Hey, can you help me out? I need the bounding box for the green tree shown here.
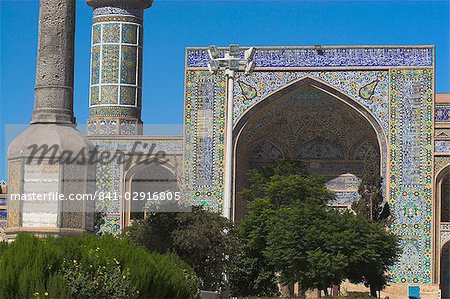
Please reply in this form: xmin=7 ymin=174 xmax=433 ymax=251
xmin=232 ymin=159 xmax=400 ymax=298
xmin=229 ymin=160 xmax=334 ymax=297
xmin=352 ymin=151 xmax=390 ymax=223
xmin=265 ymin=202 xmax=400 ymax=297
xmin=344 ymin=215 xmax=401 ymax=297
xmin=240 ymin=160 xmax=334 ymax=207
xmin=125 ymin=206 xmax=235 ymax=291
xmin=229 ymin=198 xmax=279 ymax=297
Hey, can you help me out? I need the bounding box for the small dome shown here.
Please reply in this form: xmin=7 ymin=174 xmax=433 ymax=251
xmin=8 ymin=124 xmax=96 ymax=163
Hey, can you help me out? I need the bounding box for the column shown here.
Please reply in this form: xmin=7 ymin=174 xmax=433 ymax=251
xmin=86 ymin=0 xmax=153 ymax=135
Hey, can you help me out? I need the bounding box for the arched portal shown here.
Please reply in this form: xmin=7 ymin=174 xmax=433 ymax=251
xmin=233 ymin=77 xmax=386 ymax=221
xmin=123 ymin=161 xmax=180 ymax=227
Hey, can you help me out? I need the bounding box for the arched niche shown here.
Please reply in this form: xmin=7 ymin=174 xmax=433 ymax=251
xmin=232 ymin=77 xmax=386 ymax=221
xmin=123 ymin=161 xmax=180 ymax=227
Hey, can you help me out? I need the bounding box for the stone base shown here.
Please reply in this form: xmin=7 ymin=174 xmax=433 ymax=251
xmin=5 ymin=227 xmax=88 ymax=242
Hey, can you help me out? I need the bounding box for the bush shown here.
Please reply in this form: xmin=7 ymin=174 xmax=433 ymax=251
xmin=0 ymin=233 xmax=199 ymax=298
xmin=0 ymin=241 xmax=8 ymax=258
xmin=0 ymin=234 xmax=62 ymax=298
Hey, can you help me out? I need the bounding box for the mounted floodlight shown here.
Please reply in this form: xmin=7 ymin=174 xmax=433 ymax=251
xmin=244 ymin=47 xmax=256 ymax=62
xmin=228 ymin=59 xmax=240 ymax=71
xmin=208 ymin=45 xmax=219 ymax=60
xmin=244 ymin=61 xmax=256 ymax=75
xmin=207 ymin=60 xmax=219 ymax=74
xmin=229 ymin=44 xmax=240 ymax=57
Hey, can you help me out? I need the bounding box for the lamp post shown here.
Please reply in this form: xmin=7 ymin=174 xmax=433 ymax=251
xmin=207 ymin=45 xmax=256 ymax=219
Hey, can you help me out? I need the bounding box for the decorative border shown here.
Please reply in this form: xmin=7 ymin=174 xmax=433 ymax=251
xmin=186 ymin=46 xmax=433 ymax=69
xmin=435 ymin=141 xmax=450 ymax=153
xmin=184 ymin=70 xmax=226 ymax=211
xmin=388 ymin=68 xmax=434 ymax=283
xmin=435 ymin=104 xmax=450 ymax=123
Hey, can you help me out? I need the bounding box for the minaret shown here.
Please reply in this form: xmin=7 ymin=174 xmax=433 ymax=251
xmin=6 ymin=0 xmax=95 ymax=239
xmin=86 ymin=0 xmax=153 ymax=135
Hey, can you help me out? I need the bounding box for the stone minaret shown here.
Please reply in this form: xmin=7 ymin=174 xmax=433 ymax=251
xmin=86 ymin=0 xmax=153 ymax=136
xmin=6 ymin=0 xmax=95 ymax=240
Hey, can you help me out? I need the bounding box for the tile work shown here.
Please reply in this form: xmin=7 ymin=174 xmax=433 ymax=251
xmin=89 ymin=6 xmax=143 ymax=135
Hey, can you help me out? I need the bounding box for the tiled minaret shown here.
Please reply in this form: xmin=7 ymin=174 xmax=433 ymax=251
xmin=6 ymin=0 xmax=95 ymax=240
xmin=86 ymin=0 xmax=153 ymax=136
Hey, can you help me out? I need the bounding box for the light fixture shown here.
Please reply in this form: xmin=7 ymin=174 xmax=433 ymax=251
xmin=228 ymin=59 xmax=240 ymax=71
xmin=208 ymin=45 xmax=219 ymax=60
xmin=229 ymin=44 xmax=240 ymax=57
xmin=244 ymin=61 xmax=256 ymax=75
xmin=244 ymin=47 xmax=256 ymax=62
xmin=207 ymin=60 xmax=219 ymax=74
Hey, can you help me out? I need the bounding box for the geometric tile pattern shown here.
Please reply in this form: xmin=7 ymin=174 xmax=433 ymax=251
xmin=388 ymin=68 xmax=434 ymax=283
xmin=435 ymin=156 xmax=450 ymax=175
xmin=98 ymin=214 xmax=121 ymax=236
xmin=184 ymin=70 xmax=226 ymax=211
xmin=88 ymin=7 xmax=143 ymax=135
xmin=435 ymin=104 xmax=450 ymax=123
xmin=184 ymin=46 xmax=435 ymax=285
xmin=435 ymin=141 xmax=450 ymax=153
xmin=435 ymin=128 xmax=450 ymax=138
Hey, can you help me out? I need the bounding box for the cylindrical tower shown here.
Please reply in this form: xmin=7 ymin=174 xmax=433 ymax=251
xmin=86 ymin=0 xmax=152 ymax=135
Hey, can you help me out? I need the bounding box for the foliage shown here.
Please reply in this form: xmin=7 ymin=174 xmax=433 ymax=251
xmin=0 ymin=234 xmax=62 ymax=298
xmin=0 ymin=241 xmax=7 ymax=258
xmin=229 ymin=199 xmax=279 ymax=297
xmin=230 ymin=159 xmax=400 ymax=297
xmin=240 ymin=160 xmax=335 ymax=206
xmin=60 ymin=248 xmax=138 ymax=298
xmin=125 ymin=205 xmax=235 ymax=291
xmin=352 ymin=151 xmax=390 ymax=223
xmin=266 ymin=202 xmax=401 ymax=295
xmin=230 ymin=160 xmax=334 ymax=297
xmin=0 ymin=233 xmax=198 ymax=299
xmin=344 ymin=215 xmax=401 ymax=296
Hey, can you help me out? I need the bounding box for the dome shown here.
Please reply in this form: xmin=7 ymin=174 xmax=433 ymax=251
xmin=8 ymin=124 xmax=96 ymax=163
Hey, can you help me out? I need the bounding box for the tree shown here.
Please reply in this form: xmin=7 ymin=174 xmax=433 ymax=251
xmin=344 ymin=215 xmax=401 ymax=297
xmin=229 ymin=198 xmax=279 ymax=297
xmin=352 ymin=151 xmax=390 ymax=223
xmin=265 ymin=202 xmax=401 ymax=298
xmin=229 ymin=160 xmax=334 ymax=297
xmin=232 ymin=159 xmax=400 ymax=298
xmin=125 ymin=206 xmax=235 ymax=291
xmin=240 ymin=160 xmax=335 ymax=207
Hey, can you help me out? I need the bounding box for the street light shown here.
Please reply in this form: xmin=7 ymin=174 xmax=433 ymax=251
xmin=207 ymin=44 xmax=257 ymax=220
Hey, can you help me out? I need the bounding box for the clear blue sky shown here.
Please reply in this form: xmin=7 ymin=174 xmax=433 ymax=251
xmin=1 ymin=0 xmax=449 ymax=180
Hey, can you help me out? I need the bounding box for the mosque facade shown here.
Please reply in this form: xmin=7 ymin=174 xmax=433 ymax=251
xmin=3 ymin=0 xmax=450 ymax=297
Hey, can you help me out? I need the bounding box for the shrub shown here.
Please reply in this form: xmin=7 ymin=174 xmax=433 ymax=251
xmin=0 ymin=241 xmax=7 ymax=258
xmin=0 ymin=234 xmax=62 ymax=298
xmin=0 ymin=233 xmax=199 ymax=298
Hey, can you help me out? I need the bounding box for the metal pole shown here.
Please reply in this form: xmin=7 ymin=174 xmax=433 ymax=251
xmin=223 ymin=69 xmax=234 ymax=219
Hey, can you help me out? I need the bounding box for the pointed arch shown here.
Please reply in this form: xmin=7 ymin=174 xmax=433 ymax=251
xmin=232 ymin=76 xmax=388 ymax=221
